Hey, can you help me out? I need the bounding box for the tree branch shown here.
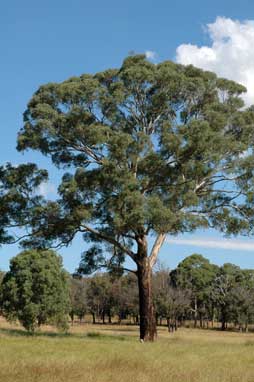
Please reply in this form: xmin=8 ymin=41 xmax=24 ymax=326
xmin=149 ymin=233 xmax=166 ymax=268
xmin=99 ymin=264 xmax=137 ymax=275
xmin=80 ymin=224 xmax=136 ymax=261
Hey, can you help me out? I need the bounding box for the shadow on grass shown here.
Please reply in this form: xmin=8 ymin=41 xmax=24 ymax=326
xmin=0 ymin=327 xmax=71 ymax=338
xmin=86 ymin=331 xmax=126 ymax=341
xmin=0 ymin=327 xmax=129 ymax=342
xmin=93 ymin=326 xmax=138 ymax=333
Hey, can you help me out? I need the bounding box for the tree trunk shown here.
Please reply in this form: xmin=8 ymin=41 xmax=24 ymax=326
xmin=221 ymin=306 xmax=226 ymax=331
xmin=70 ymin=312 xmax=74 ymax=326
xmin=134 ymin=233 xmax=165 ymax=341
xmin=211 ymin=306 xmax=215 ymax=328
xmin=221 ymin=319 xmax=226 ymax=331
xmin=137 ymin=258 xmax=157 ymax=341
xmin=194 ymin=296 xmax=198 ymax=328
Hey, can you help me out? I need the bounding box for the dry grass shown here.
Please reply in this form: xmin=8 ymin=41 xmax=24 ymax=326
xmin=1 ymin=318 xmax=254 ymax=382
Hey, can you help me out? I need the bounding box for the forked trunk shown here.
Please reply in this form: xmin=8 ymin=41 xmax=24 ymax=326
xmin=137 ymin=258 xmax=157 ymax=341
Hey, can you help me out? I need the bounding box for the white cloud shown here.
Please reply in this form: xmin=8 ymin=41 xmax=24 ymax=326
xmin=38 ymin=182 xmax=56 ymax=197
xmin=176 ymin=17 xmax=254 ymax=105
xmin=145 ymin=50 xmax=157 ymax=61
xmin=167 ymin=237 xmax=254 ymax=252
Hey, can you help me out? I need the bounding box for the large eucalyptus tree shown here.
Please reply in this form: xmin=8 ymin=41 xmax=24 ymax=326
xmin=17 ymin=55 xmax=254 ymax=340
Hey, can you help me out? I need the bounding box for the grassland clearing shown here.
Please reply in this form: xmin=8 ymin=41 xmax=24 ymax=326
xmin=1 ymin=318 xmax=254 ymax=382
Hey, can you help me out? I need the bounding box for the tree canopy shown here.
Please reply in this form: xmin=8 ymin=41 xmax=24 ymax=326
xmin=17 ymin=55 xmax=254 ymax=252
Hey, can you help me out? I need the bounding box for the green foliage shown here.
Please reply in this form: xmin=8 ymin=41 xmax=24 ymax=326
xmin=0 ymin=163 xmax=48 ymax=245
xmin=69 ymin=277 xmax=87 ymax=322
xmin=0 ymin=249 xmax=70 ymax=332
xmin=169 ymin=255 xmax=254 ymax=330
xmin=171 ymin=254 xmax=218 ymax=295
xmin=210 ymin=264 xmax=254 ymax=329
xmin=77 ymin=246 xmax=105 ymax=274
xmin=0 ymin=270 xmax=4 ymax=284
xmin=85 ymin=273 xmax=138 ymax=323
xmin=170 ymin=254 xmax=219 ymax=325
xmin=86 ymin=274 xmax=116 ymax=323
xmin=16 ymin=55 xmax=254 ymax=271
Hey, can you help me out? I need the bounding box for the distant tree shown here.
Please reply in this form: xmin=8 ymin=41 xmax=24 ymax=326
xmin=113 ymin=273 xmax=139 ymax=324
xmin=166 ymin=287 xmax=191 ymax=331
xmin=170 ymin=254 xmax=218 ymax=327
xmin=230 ymin=283 xmax=254 ymax=331
xmin=69 ymin=277 xmax=87 ymax=324
xmin=211 ymin=263 xmax=242 ymax=330
xmin=153 ymin=269 xmax=171 ymax=324
xmin=17 ymin=55 xmax=254 ymax=340
xmin=85 ymin=274 xmax=115 ymax=324
xmin=234 ymin=269 xmax=254 ymax=331
xmin=211 ymin=264 xmax=254 ymax=331
xmin=153 ymin=270 xmax=191 ymax=329
xmin=0 ymin=250 xmax=70 ymax=332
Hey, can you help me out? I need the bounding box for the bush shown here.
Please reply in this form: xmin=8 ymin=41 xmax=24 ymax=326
xmin=0 ymin=249 xmax=70 ymax=332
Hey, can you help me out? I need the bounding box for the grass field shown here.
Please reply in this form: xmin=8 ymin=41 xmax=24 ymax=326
xmin=1 ymin=318 xmax=254 ymax=382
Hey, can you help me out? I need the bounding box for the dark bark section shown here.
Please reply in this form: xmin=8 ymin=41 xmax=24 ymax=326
xmin=137 ymin=257 xmax=157 ymax=341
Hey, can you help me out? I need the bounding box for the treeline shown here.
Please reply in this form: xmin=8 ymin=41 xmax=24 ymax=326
xmin=1 ymin=252 xmax=254 ymax=332
xmin=69 ymin=254 xmax=254 ymax=332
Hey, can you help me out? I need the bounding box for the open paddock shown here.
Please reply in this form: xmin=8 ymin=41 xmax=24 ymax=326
xmin=1 ymin=318 xmax=254 ymax=382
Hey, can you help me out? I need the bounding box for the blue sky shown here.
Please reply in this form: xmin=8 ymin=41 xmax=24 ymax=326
xmin=1 ymin=0 xmax=254 ymax=272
